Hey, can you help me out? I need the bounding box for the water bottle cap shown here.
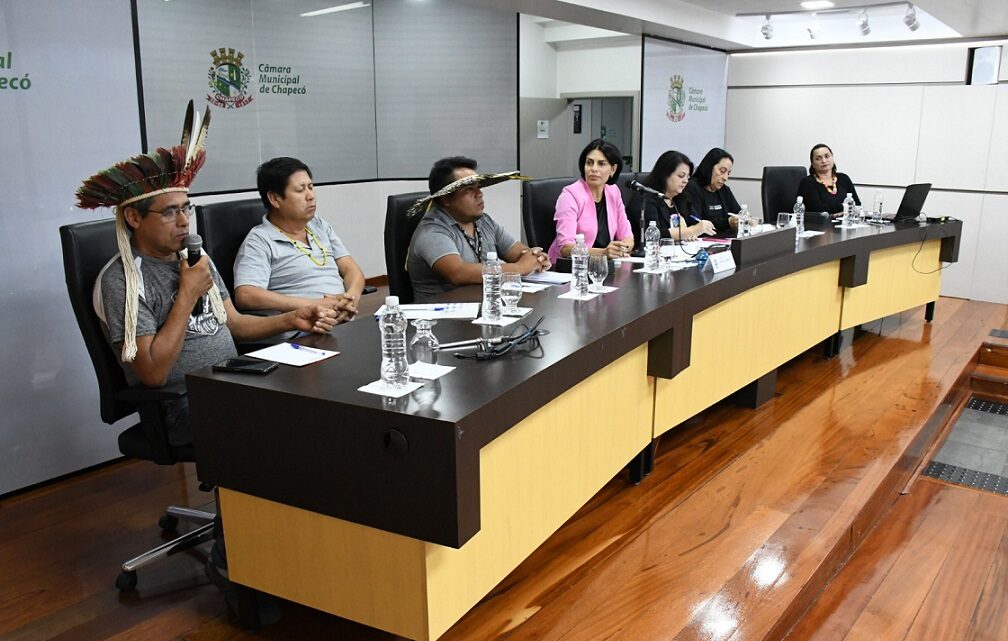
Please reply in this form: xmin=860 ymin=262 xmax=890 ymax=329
xmin=486 ymin=251 xmax=498 ymax=260
xmin=649 ymin=220 xmax=657 ymax=226
xmin=575 ymin=233 xmax=585 ymax=242
xmin=385 ymin=295 xmax=399 ymax=307
xmin=796 ymin=196 xmax=803 ymax=203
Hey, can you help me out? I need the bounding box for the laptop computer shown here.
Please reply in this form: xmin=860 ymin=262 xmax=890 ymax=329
xmin=888 ymin=183 xmax=932 ymax=221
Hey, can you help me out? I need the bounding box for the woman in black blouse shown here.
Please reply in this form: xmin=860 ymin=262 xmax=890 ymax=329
xmin=796 ymin=143 xmax=861 ymax=214
xmin=633 ymin=150 xmax=715 ymax=240
xmin=682 ymin=147 xmax=741 ymax=234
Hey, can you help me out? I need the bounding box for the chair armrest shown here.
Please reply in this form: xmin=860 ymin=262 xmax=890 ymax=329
xmin=115 ymin=382 xmax=187 ymax=405
xmin=363 ymin=285 xmax=378 ymax=295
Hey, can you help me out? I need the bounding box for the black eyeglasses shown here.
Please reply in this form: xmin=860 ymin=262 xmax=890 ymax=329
xmin=148 ymin=202 xmax=193 ymax=220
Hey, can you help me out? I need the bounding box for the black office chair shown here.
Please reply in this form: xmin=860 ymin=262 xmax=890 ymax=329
xmin=616 ymin=171 xmax=642 ymax=250
xmin=194 ymin=198 xmax=266 ymax=297
xmin=520 ymin=176 xmax=575 ymax=251
xmin=60 ymin=219 xmax=216 ymax=592
xmin=383 ymin=191 xmax=428 ymax=304
xmin=761 ymin=166 xmax=806 ymax=221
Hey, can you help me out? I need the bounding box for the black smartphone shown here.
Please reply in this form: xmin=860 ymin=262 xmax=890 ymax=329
xmin=212 ymin=357 xmax=279 ymax=374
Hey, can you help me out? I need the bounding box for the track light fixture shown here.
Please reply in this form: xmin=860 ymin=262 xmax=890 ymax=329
xmin=741 ymin=2 xmax=926 ymax=40
xmin=903 ymin=3 xmax=920 ymax=31
xmin=761 ymin=14 xmax=774 ymax=40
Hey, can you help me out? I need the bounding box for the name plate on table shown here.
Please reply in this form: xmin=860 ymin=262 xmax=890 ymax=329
xmin=730 ymin=226 xmax=797 ymax=268
xmin=706 ymin=250 xmax=736 ymax=273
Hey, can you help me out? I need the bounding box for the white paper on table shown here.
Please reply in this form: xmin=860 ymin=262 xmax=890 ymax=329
xmin=245 ymin=342 xmax=338 ymax=366
xmin=374 ymin=302 xmax=480 ymax=320
xmin=834 ymin=223 xmax=869 ymax=230
xmin=634 ymin=267 xmax=666 ymax=275
xmin=557 ymin=290 xmax=600 ymax=301
xmin=798 ymin=230 xmax=825 ymax=238
xmin=615 ymin=256 xmax=646 ymax=264
xmin=524 ymin=271 xmax=573 ymax=284
xmin=407 ymin=362 xmax=455 ymax=380
xmin=590 ymin=285 xmax=618 ymax=294
xmin=521 ymin=282 xmax=551 ymax=292
xmin=501 ymin=306 xmax=533 ymax=317
xmin=472 ymin=315 xmax=521 ymax=326
xmin=357 ymin=380 xmax=423 ymax=397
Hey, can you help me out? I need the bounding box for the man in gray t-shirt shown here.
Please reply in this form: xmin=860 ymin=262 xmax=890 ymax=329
xmin=407 ymin=156 xmax=551 ymax=302
xmin=233 ymin=157 xmax=365 ymax=323
xmin=94 ymin=191 xmax=339 ymax=446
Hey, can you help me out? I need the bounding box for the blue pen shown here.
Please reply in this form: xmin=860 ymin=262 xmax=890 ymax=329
xmin=289 ymin=343 xmax=325 ymax=355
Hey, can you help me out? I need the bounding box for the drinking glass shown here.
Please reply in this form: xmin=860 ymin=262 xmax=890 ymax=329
xmin=873 ymin=191 xmax=884 ymax=223
xmin=749 ymin=215 xmax=764 ymax=234
xmin=777 ymin=213 xmax=793 ymax=228
xmin=853 ymin=205 xmax=864 ymax=223
xmin=659 ymin=238 xmax=675 ymax=272
xmin=500 ymin=272 xmax=523 ymax=314
xmin=588 ymin=254 xmax=609 ymax=292
xmin=409 ymin=319 xmax=439 ymax=364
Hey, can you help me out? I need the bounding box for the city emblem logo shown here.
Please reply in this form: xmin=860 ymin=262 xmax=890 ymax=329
xmin=207 ymin=47 xmax=253 ymax=109
xmin=666 ymin=74 xmax=686 ymax=122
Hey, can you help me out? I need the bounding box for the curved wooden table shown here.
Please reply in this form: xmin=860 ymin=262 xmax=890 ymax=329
xmin=188 ymin=217 xmax=961 ymax=640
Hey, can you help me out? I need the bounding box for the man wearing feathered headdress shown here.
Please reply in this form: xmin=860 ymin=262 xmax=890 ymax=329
xmin=406 ymin=156 xmax=551 ymax=301
xmin=77 ymin=101 xmax=337 ymax=446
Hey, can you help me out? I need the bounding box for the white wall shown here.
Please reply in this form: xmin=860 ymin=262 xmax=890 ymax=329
xmin=193 ymin=181 xmax=523 ymax=280
xmin=726 ymin=41 xmax=1008 ymax=304
xmin=556 ymin=42 xmax=641 ymax=96
xmin=519 ymin=14 xmax=559 ymax=98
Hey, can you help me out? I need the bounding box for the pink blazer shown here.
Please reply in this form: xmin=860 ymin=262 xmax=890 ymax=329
xmin=548 ymin=179 xmax=633 ymax=263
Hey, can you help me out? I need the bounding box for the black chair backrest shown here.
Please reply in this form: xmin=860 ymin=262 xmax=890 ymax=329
xmin=761 ymin=166 xmax=807 ymax=220
xmin=616 ymin=171 xmax=642 ymax=248
xmin=384 ymin=191 xmax=428 ymax=304
xmin=60 ymin=220 xmax=134 ymax=426
xmin=521 ymin=177 xmax=576 ymax=251
xmin=194 ymin=198 xmax=266 ymax=295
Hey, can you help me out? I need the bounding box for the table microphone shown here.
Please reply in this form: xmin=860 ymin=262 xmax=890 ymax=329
xmin=626 ymin=179 xmax=664 ymax=199
xmin=184 ymin=234 xmax=205 ymax=315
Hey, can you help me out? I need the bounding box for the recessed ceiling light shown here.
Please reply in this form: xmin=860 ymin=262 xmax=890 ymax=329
xmin=300 ymin=2 xmax=370 ymax=17
xmin=801 ymin=1 xmax=834 ymax=9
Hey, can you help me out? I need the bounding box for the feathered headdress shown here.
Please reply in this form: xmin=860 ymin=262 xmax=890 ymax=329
xmin=406 ymin=170 xmax=528 ymax=217
xmin=76 ymin=100 xmax=227 ymax=363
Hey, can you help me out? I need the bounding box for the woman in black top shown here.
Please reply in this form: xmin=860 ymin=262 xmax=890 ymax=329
xmin=632 ymin=150 xmax=715 ymax=240
xmin=682 ymin=147 xmax=741 ymax=234
xmin=796 ymin=143 xmax=861 ymax=214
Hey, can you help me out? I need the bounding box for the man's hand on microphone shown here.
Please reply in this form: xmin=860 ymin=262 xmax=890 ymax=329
xmin=177 ymin=255 xmax=213 ymax=307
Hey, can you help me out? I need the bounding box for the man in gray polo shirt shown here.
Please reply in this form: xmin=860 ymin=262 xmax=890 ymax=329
xmin=408 ymin=156 xmax=550 ymax=301
xmin=234 ymin=157 xmax=365 ymax=323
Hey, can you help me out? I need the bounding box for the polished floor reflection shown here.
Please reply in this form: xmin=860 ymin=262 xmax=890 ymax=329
xmin=1 ymin=297 xmax=1006 ymax=641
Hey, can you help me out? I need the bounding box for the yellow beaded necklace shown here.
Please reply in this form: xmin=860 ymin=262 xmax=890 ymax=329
xmin=272 ymin=222 xmax=328 ymax=267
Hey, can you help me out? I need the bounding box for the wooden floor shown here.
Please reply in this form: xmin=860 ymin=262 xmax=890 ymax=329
xmin=2 ymin=297 xmax=1007 ymax=641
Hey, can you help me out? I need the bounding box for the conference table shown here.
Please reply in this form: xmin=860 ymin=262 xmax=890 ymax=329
xmin=188 ymin=215 xmax=961 ymax=641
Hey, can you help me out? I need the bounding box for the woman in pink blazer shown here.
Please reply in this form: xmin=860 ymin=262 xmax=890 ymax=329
xmin=547 ymin=139 xmax=635 ymax=263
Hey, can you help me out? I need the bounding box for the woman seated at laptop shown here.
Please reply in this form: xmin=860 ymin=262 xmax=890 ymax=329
xmin=547 ymin=139 xmax=635 ymax=262
xmin=796 ymin=143 xmax=861 ymax=214
xmin=632 ymin=150 xmax=715 ymax=241
xmin=682 ymin=147 xmax=741 ymax=235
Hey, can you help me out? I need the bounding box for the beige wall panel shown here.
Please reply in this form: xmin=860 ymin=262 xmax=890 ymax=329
xmin=915 ymin=85 xmax=998 ymax=191
xmin=654 ymin=262 xmax=843 ymax=436
xmin=840 ymin=241 xmax=942 ymax=330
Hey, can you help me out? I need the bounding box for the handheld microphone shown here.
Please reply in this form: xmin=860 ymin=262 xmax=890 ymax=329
xmin=184 ymin=234 xmax=205 ymax=315
xmin=626 ymin=179 xmax=665 ymax=199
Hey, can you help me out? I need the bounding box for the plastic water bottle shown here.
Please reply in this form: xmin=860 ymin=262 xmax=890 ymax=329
xmin=793 ymin=195 xmax=805 ymax=236
xmin=481 ymin=251 xmax=502 ymax=321
xmin=644 ymin=221 xmax=660 ymax=271
xmin=843 ymin=193 xmax=855 ymax=225
xmin=379 ymin=295 xmax=409 ymax=389
xmin=737 ymin=204 xmax=750 ymax=237
xmin=571 ymin=233 xmax=589 ymax=297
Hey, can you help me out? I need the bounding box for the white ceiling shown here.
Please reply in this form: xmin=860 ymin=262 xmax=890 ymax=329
xmin=467 ymin=0 xmax=1008 ymax=50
